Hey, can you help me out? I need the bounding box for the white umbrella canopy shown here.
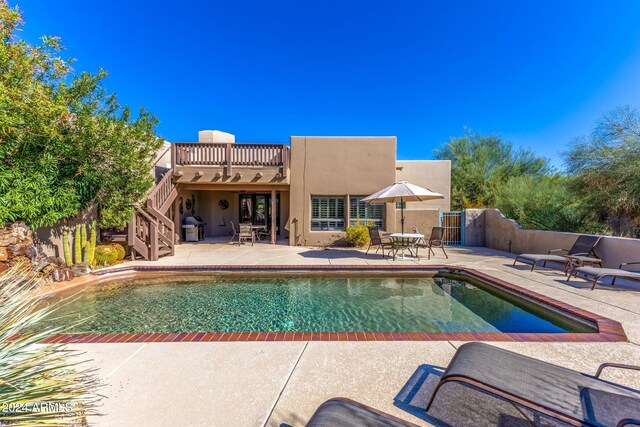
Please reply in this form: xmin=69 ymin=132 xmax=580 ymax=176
xmin=361 ymin=181 xmax=444 ymax=235
xmin=361 ymin=181 xmax=444 ymax=204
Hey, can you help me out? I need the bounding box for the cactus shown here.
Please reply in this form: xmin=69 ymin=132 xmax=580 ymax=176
xmin=62 ymin=231 xmax=73 ymax=266
xmin=80 ymin=223 xmax=87 ymax=248
xmin=82 ymin=245 xmax=89 ymax=266
xmin=94 ymin=245 xmax=119 ymax=266
xmin=85 ymin=220 xmax=97 ymax=265
xmin=74 ymin=224 xmax=82 ymax=264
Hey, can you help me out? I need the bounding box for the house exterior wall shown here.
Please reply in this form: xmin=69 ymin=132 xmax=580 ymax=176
xmin=288 ymin=136 xmax=398 ymax=246
xmin=394 ymin=210 xmax=440 ymax=236
xmin=198 ymin=191 xmax=239 ymax=238
xmin=395 ymin=160 xmax=451 ymax=211
xmin=393 ymin=160 xmax=451 ymax=235
xmin=154 ymin=142 xmax=172 ymax=180
xmin=174 ymin=187 xmax=290 ymax=241
xmin=36 ymin=134 xmax=451 ymax=257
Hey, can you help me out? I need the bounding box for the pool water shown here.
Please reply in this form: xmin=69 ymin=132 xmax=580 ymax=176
xmin=37 ymin=275 xmax=594 ymax=334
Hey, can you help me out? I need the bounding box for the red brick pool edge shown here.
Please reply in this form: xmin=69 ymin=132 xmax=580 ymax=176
xmin=41 ymin=265 xmax=628 ymax=344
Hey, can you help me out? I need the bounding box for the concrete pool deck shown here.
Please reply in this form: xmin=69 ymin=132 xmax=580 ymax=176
xmin=65 ymin=243 xmax=640 ymax=426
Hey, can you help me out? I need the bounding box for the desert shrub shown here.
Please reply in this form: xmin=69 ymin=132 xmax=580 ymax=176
xmin=434 ymin=130 xmax=551 ymax=209
xmin=346 ymin=222 xmax=371 ymax=247
xmin=0 ymin=263 xmax=100 ymax=424
xmin=0 ymin=3 xmax=163 ymax=230
xmin=566 ymin=106 xmax=640 ymax=237
xmin=494 ymin=175 xmax=600 ymax=233
xmin=110 ymin=243 xmax=126 ymax=260
xmin=93 ymin=245 xmax=120 ymax=266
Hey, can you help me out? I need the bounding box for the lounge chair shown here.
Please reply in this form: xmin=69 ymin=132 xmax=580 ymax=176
xmin=427 ymin=342 xmax=640 ymax=426
xmin=306 ymin=398 xmax=420 ymax=427
xmin=366 ymin=226 xmax=394 ymax=258
xmin=568 ymin=262 xmax=640 ymax=290
xmin=238 ymin=223 xmax=255 ymax=246
xmin=513 ymin=235 xmax=601 ymax=272
xmin=413 ymin=227 xmax=448 ymax=260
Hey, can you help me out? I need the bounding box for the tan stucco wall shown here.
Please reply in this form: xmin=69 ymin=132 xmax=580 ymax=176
xmin=35 ymin=205 xmax=98 ymax=258
xmin=394 ymin=210 xmax=440 ymax=236
xmin=464 ymin=208 xmax=486 ymax=247
xmin=288 ymin=136 xmax=397 ymax=246
xmin=154 ymin=142 xmax=172 ymax=179
xmin=395 ymin=160 xmax=451 ymax=211
xmin=198 ymin=191 xmax=239 ymax=238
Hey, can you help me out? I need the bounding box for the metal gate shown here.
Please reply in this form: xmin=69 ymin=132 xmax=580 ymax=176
xmin=440 ymin=211 xmax=465 ymax=246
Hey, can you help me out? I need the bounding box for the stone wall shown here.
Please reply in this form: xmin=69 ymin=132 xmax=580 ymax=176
xmin=0 ymin=222 xmax=67 ymax=278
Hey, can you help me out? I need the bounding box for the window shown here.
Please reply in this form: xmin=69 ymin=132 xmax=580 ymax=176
xmin=311 ymin=197 xmax=345 ymax=230
xmin=395 ymin=201 xmax=406 ymax=209
xmin=350 ymin=196 xmax=384 ymax=227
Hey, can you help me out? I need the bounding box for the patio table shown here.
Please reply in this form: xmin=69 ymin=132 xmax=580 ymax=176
xmin=388 ymin=233 xmax=424 ymax=260
xmin=251 ymin=225 xmax=267 ymax=242
xmin=565 ymin=255 xmax=603 ymax=276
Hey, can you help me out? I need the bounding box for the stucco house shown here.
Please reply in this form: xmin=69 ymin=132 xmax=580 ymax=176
xmin=127 ymin=130 xmax=451 ymax=259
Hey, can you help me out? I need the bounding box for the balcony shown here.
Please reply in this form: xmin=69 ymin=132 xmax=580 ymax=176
xmin=171 ymin=142 xmax=290 ymax=185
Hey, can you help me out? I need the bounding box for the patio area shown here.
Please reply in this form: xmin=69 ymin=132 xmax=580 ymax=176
xmin=76 ymin=244 xmax=640 ymax=426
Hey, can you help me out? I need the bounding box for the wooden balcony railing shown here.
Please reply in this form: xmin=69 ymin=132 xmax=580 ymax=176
xmin=171 ymin=142 xmax=289 ymax=176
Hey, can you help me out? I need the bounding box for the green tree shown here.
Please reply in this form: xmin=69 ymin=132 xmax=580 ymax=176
xmin=565 ymin=106 xmax=640 ymax=237
xmin=0 ymin=1 xmax=164 ymax=229
xmin=434 ymin=130 xmax=551 ymax=209
xmin=493 ymin=175 xmax=599 ymax=233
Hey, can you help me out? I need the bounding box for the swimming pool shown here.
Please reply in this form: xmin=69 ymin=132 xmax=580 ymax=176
xmin=38 ymin=273 xmax=595 ymax=334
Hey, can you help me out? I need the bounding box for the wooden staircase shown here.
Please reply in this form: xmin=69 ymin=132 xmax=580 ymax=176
xmin=127 ymin=170 xmax=179 ymax=261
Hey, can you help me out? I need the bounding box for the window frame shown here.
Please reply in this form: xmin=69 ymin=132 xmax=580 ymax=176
xmin=310 ymin=196 xmax=346 ymax=231
xmin=350 ymin=196 xmax=385 ymax=228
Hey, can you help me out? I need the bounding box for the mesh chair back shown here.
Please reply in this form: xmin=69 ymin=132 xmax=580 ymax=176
xmin=568 ymin=235 xmax=601 ymax=256
xmin=368 ymin=226 xmax=382 ymax=245
xmin=239 ymin=224 xmax=252 ymax=236
xmin=430 ymin=227 xmax=444 ymax=243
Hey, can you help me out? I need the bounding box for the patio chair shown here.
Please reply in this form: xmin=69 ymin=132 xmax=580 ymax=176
xmin=513 ymin=235 xmax=601 ymax=272
xmin=256 ymin=227 xmax=270 ymax=243
xmin=413 ymin=227 xmax=448 ymax=260
xmin=427 ymin=342 xmax=640 ymax=426
xmin=238 ymin=223 xmax=255 ymax=246
xmin=366 ymin=226 xmax=394 ymax=258
xmin=229 ymin=222 xmax=239 ymax=244
xmin=568 ymin=262 xmax=640 ymax=290
xmin=306 ymin=398 xmax=420 ymax=427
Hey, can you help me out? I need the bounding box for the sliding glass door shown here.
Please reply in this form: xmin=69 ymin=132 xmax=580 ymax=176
xmin=239 ymin=193 xmax=280 ymax=233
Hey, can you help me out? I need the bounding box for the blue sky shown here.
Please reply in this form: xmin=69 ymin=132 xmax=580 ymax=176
xmin=16 ymin=1 xmax=640 ymax=167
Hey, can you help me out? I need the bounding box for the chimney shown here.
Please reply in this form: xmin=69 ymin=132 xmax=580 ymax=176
xmin=198 ymin=130 xmax=235 ymax=143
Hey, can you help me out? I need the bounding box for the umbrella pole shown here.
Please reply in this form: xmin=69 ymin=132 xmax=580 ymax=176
xmin=400 ymin=196 xmax=407 ymax=259
xmin=400 ymin=196 xmax=404 ymax=235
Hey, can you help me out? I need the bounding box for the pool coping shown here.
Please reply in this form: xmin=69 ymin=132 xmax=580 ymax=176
xmin=40 ymin=264 xmax=628 ymax=344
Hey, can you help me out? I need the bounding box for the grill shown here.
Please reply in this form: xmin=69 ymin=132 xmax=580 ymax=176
xmin=182 ymin=216 xmax=206 ymax=242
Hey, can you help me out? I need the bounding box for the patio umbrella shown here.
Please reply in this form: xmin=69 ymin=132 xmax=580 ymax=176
xmin=361 ymin=181 xmax=444 ymax=235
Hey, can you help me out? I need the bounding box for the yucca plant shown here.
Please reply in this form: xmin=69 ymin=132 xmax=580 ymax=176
xmin=0 ymin=263 xmax=101 ymax=425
